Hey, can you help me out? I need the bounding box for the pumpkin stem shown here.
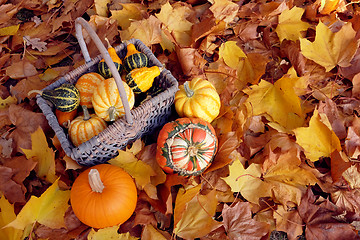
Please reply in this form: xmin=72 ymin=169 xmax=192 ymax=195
xmin=82 ymin=105 xmax=91 ymax=121
xmin=183 ymin=81 xmax=194 ymax=98
xmin=108 ymin=106 xmax=117 ymax=122
xmin=88 ymin=169 xmax=105 ymax=193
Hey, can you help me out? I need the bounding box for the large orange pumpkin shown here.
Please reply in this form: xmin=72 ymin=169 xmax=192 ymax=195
xmin=70 ymin=164 xmax=137 ymax=229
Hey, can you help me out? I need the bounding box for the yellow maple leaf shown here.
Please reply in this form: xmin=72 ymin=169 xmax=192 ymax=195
xmin=222 ymin=159 xmax=271 ymax=204
xmin=223 ymin=151 xmax=318 ymax=205
xmin=319 ymin=0 xmax=340 ymax=14
xmin=94 ymin=0 xmax=111 ymax=17
xmin=21 ymin=127 xmax=56 ymax=183
xmin=243 ymin=76 xmax=305 ymax=131
xmin=110 ymin=3 xmax=145 ymax=29
xmin=120 ymin=15 xmax=162 ymax=46
xmin=219 ymin=41 xmax=266 ymax=88
xmin=275 ymin=6 xmax=310 ymax=43
xmin=0 ymin=25 xmax=20 ymax=36
xmin=0 ymin=96 xmax=17 ymax=109
xmin=5 ymin=179 xmax=70 ymax=230
xmin=88 ymin=226 xmax=139 ymax=240
xmin=0 ymin=195 xmax=23 ymax=240
xmin=155 ymin=2 xmax=193 ymax=46
xmin=142 ymin=224 xmax=167 ymax=240
xmin=174 ymin=187 xmax=221 ymax=239
xmin=109 ymin=150 xmax=156 ymax=189
xmin=263 ymin=150 xmax=318 ymax=205
xmin=294 ymin=109 xmax=341 ymax=162
xmin=300 ymin=21 xmax=359 ymax=72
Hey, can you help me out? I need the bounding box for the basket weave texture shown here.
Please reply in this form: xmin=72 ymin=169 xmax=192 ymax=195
xmin=36 ymin=38 xmax=178 ymax=166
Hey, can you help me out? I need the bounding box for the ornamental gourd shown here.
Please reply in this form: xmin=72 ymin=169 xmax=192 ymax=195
xmin=123 ymin=42 xmax=148 ymax=72
xmin=68 ymin=105 xmax=107 ymax=146
xmin=92 ymin=78 xmax=135 ymax=122
xmin=98 ymin=38 xmax=123 ymax=78
xmin=174 ymin=78 xmax=221 ymax=123
xmin=125 ymin=66 xmax=162 ymax=94
xmin=70 ymin=164 xmax=137 ymax=229
xmin=75 ymin=72 xmax=105 ymax=108
xmin=55 ymin=108 xmax=77 ymax=128
xmin=29 ymin=84 xmax=80 ymax=112
xmin=156 ymin=117 xmax=218 ymax=176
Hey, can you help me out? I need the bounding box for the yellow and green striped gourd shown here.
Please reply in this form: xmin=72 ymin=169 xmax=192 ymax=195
xmin=125 ymin=66 xmax=162 ymax=94
xmin=123 ymin=43 xmax=148 ymax=72
xmin=29 ymin=84 xmax=80 ymax=112
xmin=98 ymin=38 xmax=123 ymax=78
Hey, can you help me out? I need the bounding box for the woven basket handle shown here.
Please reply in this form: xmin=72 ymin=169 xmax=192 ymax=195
xmin=74 ymin=17 xmax=133 ymax=125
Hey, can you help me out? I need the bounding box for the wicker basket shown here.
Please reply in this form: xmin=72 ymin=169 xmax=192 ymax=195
xmin=36 ymin=17 xmax=178 ymax=166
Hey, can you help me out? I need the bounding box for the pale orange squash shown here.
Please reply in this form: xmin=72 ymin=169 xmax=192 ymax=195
xmin=92 ymin=78 xmax=135 ymax=122
xmin=75 ymin=72 xmax=105 ymax=108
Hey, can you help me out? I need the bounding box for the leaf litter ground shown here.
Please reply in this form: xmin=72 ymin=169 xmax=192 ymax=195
xmin=1 ymin=0 xmax=360 ymax=239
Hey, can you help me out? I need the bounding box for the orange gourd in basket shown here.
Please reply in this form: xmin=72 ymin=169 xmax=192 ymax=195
xmin=70 ymin=164 xmax=137 ymax=228
xmin=68 ymin=105 xmax=107 ymax=146
xmin=92 ymin=78 xmax=135 ymax=122
xmin=55 ymin=108 xmax=77 ymax=128
xmin=75 ymin=72 xmax=105 ymax=108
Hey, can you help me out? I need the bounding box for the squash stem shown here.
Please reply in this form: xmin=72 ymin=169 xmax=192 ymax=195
xmin=105 ymin=37 xmax=112 ymax=49
xmin=183 ymin=81 xmax=194 ymax=98
xmin=82 ymin=105 xmax=91 ymax=121
xmin=88 ymin=169 xmax=105 ymax=193
xmin=27 ymin=89 xmax=43 ymax=97
xmin=108 ymin=106 xmax=117 ymax=122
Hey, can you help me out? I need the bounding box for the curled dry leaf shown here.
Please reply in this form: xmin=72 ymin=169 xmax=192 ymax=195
xmin=298 ymin=188 xmax=359 ymax=240
xmin=222 ymin=201 xmax=270 ymax=240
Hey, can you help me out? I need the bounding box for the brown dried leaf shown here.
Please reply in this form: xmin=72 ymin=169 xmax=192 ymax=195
xmin=298 ymin=188 xmax=358 ymax=240
xmin=222 ymin=202 xmax=270 ymax=240
xmin=204 ymin=131 xmax=240 ymax=174
xmin=5 ymin=59 xmax=38 ymax=79
xmin=330 ymin=151 xmax=351 ymax=182
xmin=280 ymin=40 xmax=306 ymax=76
xmin=10 ymin=75 xmax=48 ymax=101
xmin=273 ymin=205 xmax=303 ymax=240
xmin=7 ymin=104 xmax=50 ymax=153
xmin=0 ymin=166 xmax=26 ymax=203
xmin=318 ymin=98 xmax=347 ymax=140
xmin=175 ymin=47 xmax=206 ymax=76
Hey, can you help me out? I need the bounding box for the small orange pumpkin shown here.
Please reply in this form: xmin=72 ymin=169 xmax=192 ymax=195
xmin=75 ymin=72 xmax=105 ymax=108
xmin=70 ymin=164 xmax=137 ymax=228
xmin=55 ymin=108 xmax=77 ymax=128
xmin=68 ymin=105 xmax=107 ymax=146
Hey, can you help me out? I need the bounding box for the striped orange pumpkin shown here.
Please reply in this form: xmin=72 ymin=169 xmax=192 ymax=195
xmin=69 ymin=106 xmax=107 ymax=147
xmin=156 ymin=118 xmax=218 ymax=176
xmin=75 ymin=72 xmax=105 ymax=108
xmin=92 ymin=78 xmax=135 ymax=122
